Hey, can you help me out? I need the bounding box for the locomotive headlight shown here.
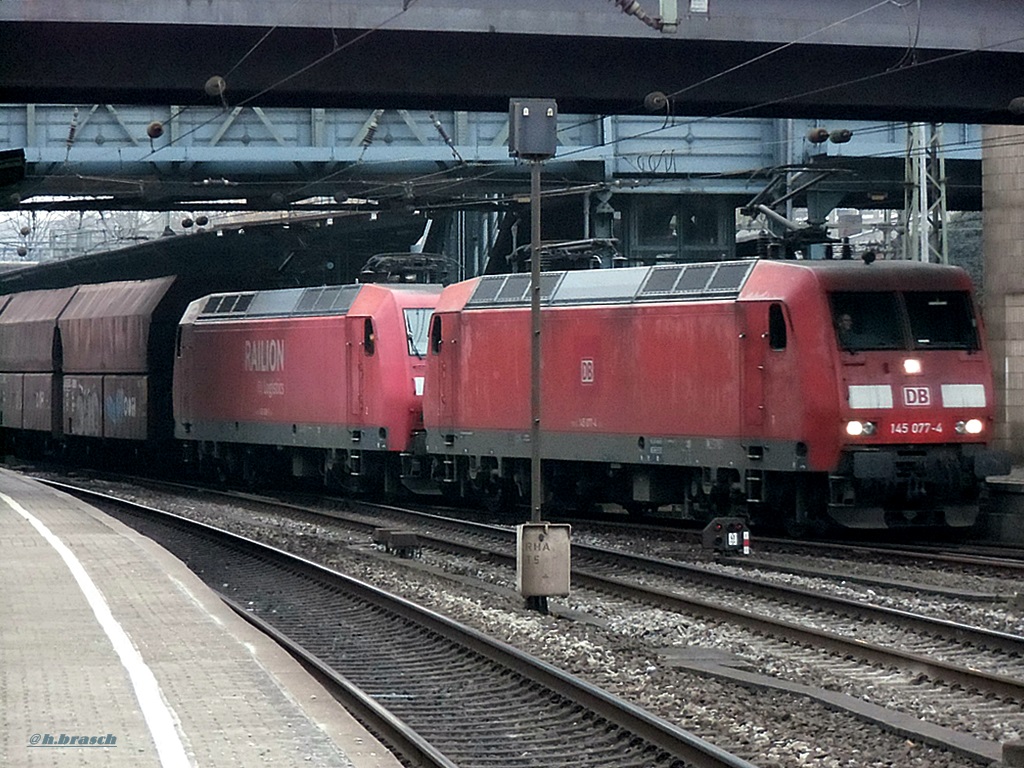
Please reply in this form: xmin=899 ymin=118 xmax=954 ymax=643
xmin=956 ymin=418 xmax=984 ymax=435
xmin=903 ymin=358 xmax=922 ymax=374
xmin=845 ymin=420 xmax=876 ymax=437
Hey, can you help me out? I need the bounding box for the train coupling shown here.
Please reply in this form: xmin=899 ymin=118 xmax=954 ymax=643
xmin=702 ymin=517 xmax=750 ymax=556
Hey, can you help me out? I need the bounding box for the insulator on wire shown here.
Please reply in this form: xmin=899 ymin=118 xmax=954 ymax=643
xmin=361 ymin=110 xmax=384 ymax=148
xmin=644 ymin=91 xmax=669 ymax=112
xmin=806 ymin=127 xmax=830 ymax=144
xmin=609 ymin=0 xmax=664 ymax=30
xmin=429 ymin=112 xmax=464 ymax=162
xmin=205 ymin=76 xmax=227 ymax=98
xmin=613 ymin=0 xmax=641 ymax=12
xmin=65 ymin=108 xmax=79 ymax=157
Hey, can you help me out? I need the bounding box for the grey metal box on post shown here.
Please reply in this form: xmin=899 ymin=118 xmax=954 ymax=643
xmin=508 ymin=99 xmax=558 ymax=160
xmin=516 ymin=523 xmax=571 ymax=598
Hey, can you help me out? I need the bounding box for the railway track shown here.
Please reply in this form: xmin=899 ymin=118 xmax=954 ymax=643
xmin=46 ymin=480 xmax=757 ymax=768
xmin=555 ymin=513 xmax=1024 ymax=581
xmin=341 ymin=504 xmax=1024 ymax=715
xmin=34 ymin=472 xmax=1023 ymax=764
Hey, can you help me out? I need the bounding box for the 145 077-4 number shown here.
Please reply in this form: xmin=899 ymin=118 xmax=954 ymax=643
xmin=890 ymin=422 xmax=942 ymax=435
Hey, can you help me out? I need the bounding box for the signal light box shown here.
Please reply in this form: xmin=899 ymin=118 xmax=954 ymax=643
xmin=516 ymin=523 xmax=571 ymax=597
xmin=702 ymin=517 xmax=750 ymax=555
xmin=508 ymin=99 xmax=558 ymax=160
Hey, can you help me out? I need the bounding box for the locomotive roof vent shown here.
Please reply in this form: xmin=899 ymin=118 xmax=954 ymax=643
xmin=465 ymin=260 xmax=755 ymax=309
xmin=196 ymin=285 xmax=362 ymax=321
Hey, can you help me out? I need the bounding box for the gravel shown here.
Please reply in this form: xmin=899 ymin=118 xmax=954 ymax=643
xmin=78 ymin=480 xmax=1005 ymax=767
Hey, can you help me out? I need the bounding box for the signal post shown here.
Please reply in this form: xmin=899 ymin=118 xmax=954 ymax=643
xmin=509 ymin=98 xmax=571 ymax=613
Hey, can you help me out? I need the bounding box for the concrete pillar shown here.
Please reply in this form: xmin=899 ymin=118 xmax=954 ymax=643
xmin=983 ymin=125 xmax=1024 ymax=460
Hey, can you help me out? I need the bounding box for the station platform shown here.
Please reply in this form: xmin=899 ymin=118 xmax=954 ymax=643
xmin=0 ymin=468 xmax=403 ymax=768
xmin=983 ymin=467 xmax=1024 ymax=544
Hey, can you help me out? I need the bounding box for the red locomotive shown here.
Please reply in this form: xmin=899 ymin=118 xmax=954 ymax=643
xmin=422 ymin=259 xmax=1010 ymax=531
xmin=173 ymin=282 xmax=441 ymax=491
xmin=0 ymin=256 xmax=1009 ymax=533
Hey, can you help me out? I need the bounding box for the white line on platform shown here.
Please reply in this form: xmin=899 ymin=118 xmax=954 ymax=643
xmin=3 ymin=492 xmax=192 ymax=768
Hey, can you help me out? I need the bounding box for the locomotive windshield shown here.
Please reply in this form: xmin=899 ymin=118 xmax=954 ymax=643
xmin=904 ymin=291 xmax=979 ymax=349
xmin=829 ymin=290 xmax=979 ymax=352
xmin=404 ymin=308 xmax=432 ymax=358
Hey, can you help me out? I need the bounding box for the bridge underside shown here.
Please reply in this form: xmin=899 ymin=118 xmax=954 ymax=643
xmin=3 ymin=21 xmax=1023 ymax=125
xmin=3 ymin=155 xmax=982 ymax=216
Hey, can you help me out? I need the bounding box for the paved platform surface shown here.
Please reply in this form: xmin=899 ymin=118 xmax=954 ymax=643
xmin=0 ymin=468 xmax=404 ymax=768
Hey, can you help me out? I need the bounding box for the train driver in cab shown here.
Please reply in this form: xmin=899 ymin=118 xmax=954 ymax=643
xmin=836 ymin=312 xmax=861 ymax=349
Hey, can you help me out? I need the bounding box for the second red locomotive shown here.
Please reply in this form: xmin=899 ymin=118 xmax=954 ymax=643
xmin=173 ymin=282 xmax=441 ymax=492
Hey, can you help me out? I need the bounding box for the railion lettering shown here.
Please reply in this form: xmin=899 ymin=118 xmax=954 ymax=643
xmin=244 ymin=339 xmax=285 ymax=372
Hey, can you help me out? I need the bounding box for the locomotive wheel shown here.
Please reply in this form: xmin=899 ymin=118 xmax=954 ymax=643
xmin=438 ymin=481 xmax=463 ymax=504
xmin=240 ymin=452 xmax=261 ymax=489
xmin=782 ymin=512 xmax=809 ymax=538
xmin=482 ymin=476 xmax=517 ymax=515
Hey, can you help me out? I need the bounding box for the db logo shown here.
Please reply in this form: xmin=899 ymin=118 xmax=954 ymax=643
xmin=580 ymin=359 xmax=595 ymax=384
xmin=903 ymin=386 xmax=931 ymax=406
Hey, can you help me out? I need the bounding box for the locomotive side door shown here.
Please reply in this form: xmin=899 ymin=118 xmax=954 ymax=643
xmin=346 ymin=318 xmax=365 ymax=419
xmin=740 ymin=300 xmax=791 ymax=435
xmin=429 ymin=313 xmax=455 ymax=429
xmin=740 ymin=302 xmax=767 ymax=431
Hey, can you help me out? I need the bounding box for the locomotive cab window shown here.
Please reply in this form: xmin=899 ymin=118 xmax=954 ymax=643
xmin=363 ymin=318 xmax=376 ymax=356
xmin=430 ymin=315 xmax=443 ymax=354
xmin=904 ymin=291 xmax=979 ymax=350
xmin=829 ymin=292 xmax=903 ymax=351
xmin=404 ymin=308 xmax=432 ymax=358
xmin=768 ymin=303 xmax=787 ymax=350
